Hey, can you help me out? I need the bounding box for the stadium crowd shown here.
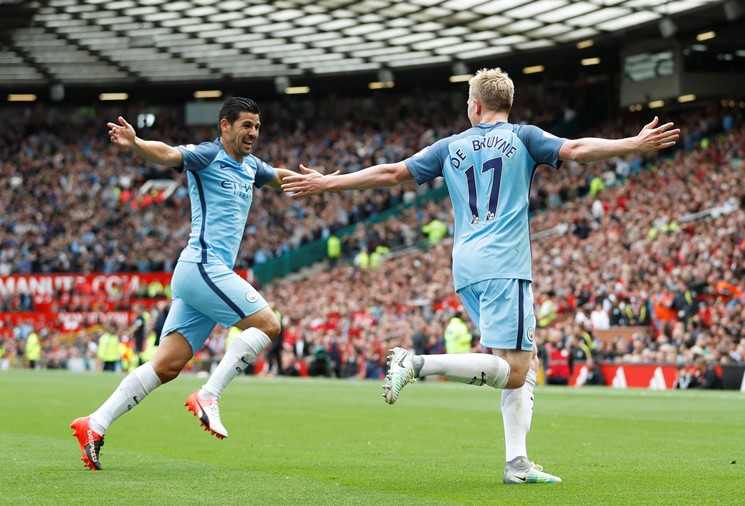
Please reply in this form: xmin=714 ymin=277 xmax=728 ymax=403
xmin=1 ymin=89 xmax=743 ymax=385
xmin=0 ymin=81 xmax=599 ymax=276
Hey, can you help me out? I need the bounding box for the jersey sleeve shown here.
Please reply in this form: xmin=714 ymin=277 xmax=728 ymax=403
xmin=253 ymin=157 xmax=277 ymax=188
xmin=404 ymin=137 xmax=450 ymax=184
xmin=176 ymin=141 xmax=220 ymax=172
xmin=515 ymin=125 xmax=566 ymax=169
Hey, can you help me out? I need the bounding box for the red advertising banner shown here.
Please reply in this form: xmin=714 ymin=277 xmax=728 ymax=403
xmin=0 ymin=270 xmax=250 ymax=335
xmin=569 ymin=363 xmax=725 ymax=390
xmin=0 ymin=311 xmax=134 ymax=331
xmin=0 ymin=270 xmax=250 ymax=299
xmin=0 ymin=272 xmax=173 ymax=299
xmin=0 ymin=272 xmax=173 ymax=313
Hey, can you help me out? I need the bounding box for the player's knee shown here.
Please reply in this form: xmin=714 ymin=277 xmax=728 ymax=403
xmin=152 ymin=361 xmax=181 ymax=383
xmin=506 ymin=373 xmax=527 ymax=389
xmin=150 ymin=354 xmax=189 ymax=383
xmin=505 ymin=362 xmax=530 ymax=389
xmin=237 ymin=308 xmax=281 ymax=340
xmin=261 ymin=315 xmax=281 ymax=341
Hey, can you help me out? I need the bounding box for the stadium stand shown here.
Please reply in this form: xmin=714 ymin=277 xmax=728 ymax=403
xmin=1 ymin=0 xmax=743 ymax=389
xmin=1 ymin=96 xmax=742 ymax=386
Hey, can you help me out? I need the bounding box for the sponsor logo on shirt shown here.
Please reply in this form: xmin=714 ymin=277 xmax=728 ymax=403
xmin=221 ymin=180 xmax=253 ymax=200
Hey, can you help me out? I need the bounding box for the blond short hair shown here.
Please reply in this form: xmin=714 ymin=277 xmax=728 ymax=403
xmin=468 ymin=68 xmax=514 ymax=113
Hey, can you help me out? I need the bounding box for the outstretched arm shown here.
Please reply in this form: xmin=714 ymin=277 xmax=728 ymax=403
xmin=107 ymin=116 xmax=183 ymax=167
xmin=281 ymin=161 xmax=413 ymax=198
xmin=267 ymin=168 xmax=303 ymax=189
xmin=559 ymin=116 xmax=680 ymax=163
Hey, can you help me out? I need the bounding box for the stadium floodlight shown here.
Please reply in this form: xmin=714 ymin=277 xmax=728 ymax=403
xmin=523 ymin=65 xmax=544 ymax=74
xmin=368 ymin=81 xmax=394 ymax=89
xmin=696 ymin=31 xmax=716 ymax=41
xmin=284 ymin=86 xmax=310 ymax=95
xmin=194 ymin=90 xmax=222 ymax=99
xmin=369 ymin=69 xmax=395 ymax=90
xmin=7 ymin=94 xmax=37 ymax=102
xmin=99 ymin=92 xmax=129 ymax=101
xmin=449 ymin=62 xmax=472 ymax=83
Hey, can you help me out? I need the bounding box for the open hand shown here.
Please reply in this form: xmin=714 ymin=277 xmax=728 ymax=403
xmin=106 ymin=116 xmax=136 ymax=149
xmin=636 ymin=116 xmax=680 ymax=151
xmin=281 ymin=164 xmax=339 ymax=198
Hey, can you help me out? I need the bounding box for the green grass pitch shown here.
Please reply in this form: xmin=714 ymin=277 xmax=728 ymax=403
xmin=1 ymin=370 xmax=743 ymax=505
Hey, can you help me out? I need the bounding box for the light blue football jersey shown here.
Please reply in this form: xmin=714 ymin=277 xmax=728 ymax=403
xmin=405 ymin=122 xmax=565 ymax=290
xmin=175 ymin=139 xmax=276 ymax=268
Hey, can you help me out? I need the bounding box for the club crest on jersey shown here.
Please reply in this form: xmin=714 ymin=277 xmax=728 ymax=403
xmin=246 ymin=290 xmax=259 ymax=303
xmin=527 ymin=327 xmax=535 ymax=343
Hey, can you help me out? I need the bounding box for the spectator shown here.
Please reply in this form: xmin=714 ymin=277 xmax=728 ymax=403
xmin=25 ymin=329 xmax=41 ymax=369
xmin=422 ymin=216 xmax=448 ymax=244
xmin=308 ymin=343 xmax=332 ymax=377
xmin=543 ymin=336 xmax=570 ymax=385
xmin=537 ymin=290 xmax=558 ymax=328
xmin=583 ymin=358 xmax=607 ymax=386
xmin=278 ymin=347 xmax=303 ymax=377
xmin=326 ymin=234 xmax=342 ymax=269
xmin=692 ymin=357 xmax=723 ymax=389
xmin=443 ymin=311 xmax=473 ymax=354
xmin=673 ymin=365 xmax=697 ymax=389
xmin=589 ymin=303 xmax=611 ymax=331
xmin=96 ymin=325 xmax=121 ymax=372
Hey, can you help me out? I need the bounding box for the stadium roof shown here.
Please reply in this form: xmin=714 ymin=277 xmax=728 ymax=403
xmin=0 ymin=0 xmax=739 ymax=96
